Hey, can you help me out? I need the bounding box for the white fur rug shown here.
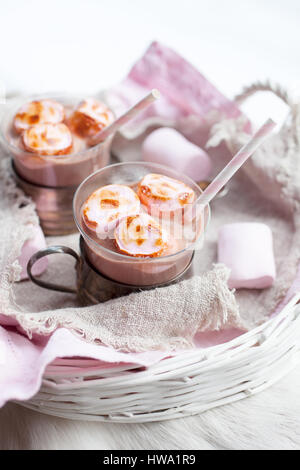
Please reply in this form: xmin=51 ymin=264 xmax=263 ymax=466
xmin=1 ymin=364 xmax=300 ymax=450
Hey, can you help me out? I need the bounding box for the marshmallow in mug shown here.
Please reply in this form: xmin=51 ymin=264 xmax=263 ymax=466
xmin=141 ymin=127 xmax=212 ymax=181
xmin=218 ymin=222 xmax=276 ymax=289
xmin=82 ymin=184 xmax=140 ymax=236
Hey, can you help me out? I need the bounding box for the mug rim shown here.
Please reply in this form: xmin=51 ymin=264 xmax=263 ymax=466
xmin=73 ymin=161 xmax=211 ymax=263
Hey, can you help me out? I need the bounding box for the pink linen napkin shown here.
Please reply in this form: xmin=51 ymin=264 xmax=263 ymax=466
xmin=0 ymin=323 xmax=247 ymax=408
xmin=106 ymin=41 xmax=250 ymax=146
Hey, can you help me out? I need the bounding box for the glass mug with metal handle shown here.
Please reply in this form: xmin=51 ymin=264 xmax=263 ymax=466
xmin=27 ymin=162 xmax=211 ymax=305
xmin=0 ymin=94 xmax=115 ymax=236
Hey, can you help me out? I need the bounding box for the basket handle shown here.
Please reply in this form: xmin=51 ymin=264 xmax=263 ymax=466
xmin=27 ymin=245 xmax=80 ymax=294
xmin=234 ymin=80 xmax=294 ymax=109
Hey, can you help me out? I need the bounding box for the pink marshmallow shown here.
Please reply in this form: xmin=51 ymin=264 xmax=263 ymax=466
xmin=141 ymin=127 xmax=212 ymax=181
xmin=18 ymin=225 xmax=48 ymax=281
xmin=218 ymin=223 xmax=276 ymax=289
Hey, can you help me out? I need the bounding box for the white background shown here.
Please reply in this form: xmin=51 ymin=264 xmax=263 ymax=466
xmin=1 ymin=0 xmax=300 ymax=123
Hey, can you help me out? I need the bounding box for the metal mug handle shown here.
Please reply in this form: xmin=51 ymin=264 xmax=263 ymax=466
xmin=27 ymin=245 xmax=80 ymax=294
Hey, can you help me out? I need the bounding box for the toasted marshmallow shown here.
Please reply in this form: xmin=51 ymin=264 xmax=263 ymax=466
xmin=82 ymin=184 xmax=140 ymax=236
xmin=22 ymin=123 xmax=73 ymax=155
xmin=13 ymin=99 xmax=65 ymax=134
xmin=138 ymin=173 xmax=195 ymax=214
xmin=115 ymin=213 xmax=169 ymax=258
xmin=69 ymin=98 xmax=114 ymax=138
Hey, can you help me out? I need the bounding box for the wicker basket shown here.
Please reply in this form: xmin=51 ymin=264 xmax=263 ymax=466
xmin=19 ymin=82 xmax=300 ymax=422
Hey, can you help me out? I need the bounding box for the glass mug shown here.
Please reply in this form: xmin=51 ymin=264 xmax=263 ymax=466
xmin=0 ymin=94 xmax=114 ymax=235
xmin=27 ymin=162 xmax=211 ymax=304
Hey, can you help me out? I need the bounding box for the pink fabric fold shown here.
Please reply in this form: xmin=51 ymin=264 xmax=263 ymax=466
xmin=0 ymin=320 xmax=250 ymax=408
xmin=0 ymin=325 xmax=169 ymax=407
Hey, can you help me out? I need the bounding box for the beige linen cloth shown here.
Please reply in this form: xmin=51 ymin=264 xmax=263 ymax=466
xmin=1 ymin=101 xmax=300 ymax=351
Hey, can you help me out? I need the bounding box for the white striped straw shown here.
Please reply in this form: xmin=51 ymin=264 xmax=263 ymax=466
xmin=89 ymin=89 xmax=160 ymax=146
xmin=197 ymin=118 xmax=276 ymax=207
